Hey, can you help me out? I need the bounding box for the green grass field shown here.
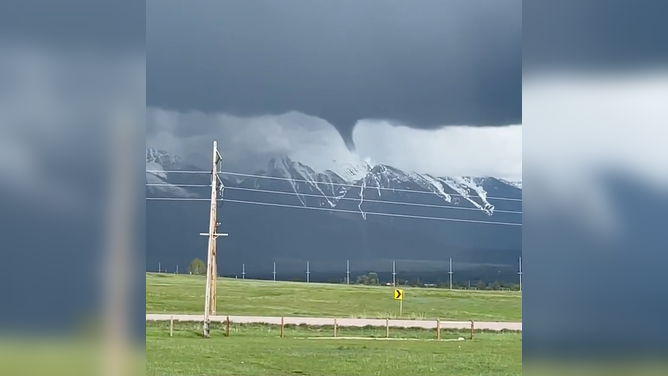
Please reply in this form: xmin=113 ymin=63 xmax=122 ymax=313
xmin=147 ymin=273 xmax=523 ymax=375
xmin=146 ymin=321 xmax=522 ymax=376
xmin=146 ymin=273 xmax=522 ymax=321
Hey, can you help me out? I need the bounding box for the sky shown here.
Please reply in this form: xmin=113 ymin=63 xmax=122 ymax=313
xmin=145 ymin=0 xmax=523 ymax=178
xmin=146 ymin=109 xmax=523 ymax=180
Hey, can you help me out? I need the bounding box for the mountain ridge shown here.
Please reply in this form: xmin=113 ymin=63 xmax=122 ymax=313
xmin=146 ymin=148 xmax=522 ymax=278
xmin=146 ymin=149 xmax=521 ymax=218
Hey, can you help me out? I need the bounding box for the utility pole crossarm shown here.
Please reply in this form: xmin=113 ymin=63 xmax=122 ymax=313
xmin=199 ymin=233 xmax=229 ymax=238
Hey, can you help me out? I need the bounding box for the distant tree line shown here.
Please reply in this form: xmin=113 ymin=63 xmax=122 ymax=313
xmin=182 ymin=259 xmax=521 ymax=290
xmin=352 ymin=272 xmax=520 ymax=291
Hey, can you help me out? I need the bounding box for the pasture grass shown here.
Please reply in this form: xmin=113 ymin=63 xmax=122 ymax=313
xmin=146 ymin=321 xmax=522 ymax=376
xmin=146 ymin=273 xmax=522 ymax=322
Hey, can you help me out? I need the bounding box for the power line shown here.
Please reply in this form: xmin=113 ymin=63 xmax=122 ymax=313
xmin=146 ymin=196 xmax=522 ymax=226
xmin=146 ymin=170 xmax=208 ymax=175
xmin=147 ymin=183 xmax=210 ymax=188
xmin=147 ymin=197 xmax=211 ymax=201
xmin=146 ymin=183 xmax=522 ymax=215
xmin=145 ymin=169 xmax=522 ymax=202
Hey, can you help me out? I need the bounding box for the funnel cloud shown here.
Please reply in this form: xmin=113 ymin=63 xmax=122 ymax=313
xmin=146 ymin=0 xmax=522 ymax=149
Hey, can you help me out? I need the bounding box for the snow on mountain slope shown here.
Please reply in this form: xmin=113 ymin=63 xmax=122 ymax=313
xmin=437 ymin=176 xmax=495 ymax=215
xmin=498 ymin=178 xmax=522 ymax=190
xmin=326 ymin=158 xmax=372 ymax=182
xmin=246 ymin=155 xmax=517 ymax=217
xmin=145 ymin=149 xmax=521 ymax=217
xmin=412 ymin=173 xmax=453 ymax=203
xmin=146 ymin=148 xmax=178 ymax=179
xmin=146 ymin=148 xmax=200 ymax=197
xmin=351 ymin=167 xmax=496 ymax=215
xmin=247 ymin=156 xmax=353 ymax=207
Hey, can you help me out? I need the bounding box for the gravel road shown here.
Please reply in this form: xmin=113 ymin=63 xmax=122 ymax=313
xmin=146 ymin=313 xmax=522 ymax=331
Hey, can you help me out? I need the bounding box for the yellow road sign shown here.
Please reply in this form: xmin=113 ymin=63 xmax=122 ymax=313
xmin=394 ymin=289 xmax=404 ymax=300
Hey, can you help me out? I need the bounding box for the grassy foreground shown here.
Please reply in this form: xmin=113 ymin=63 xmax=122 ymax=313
xmin=146 ymin=321 xmax=522 ymax=376
xmin=146 ymin=273 xmax=522 ymax=321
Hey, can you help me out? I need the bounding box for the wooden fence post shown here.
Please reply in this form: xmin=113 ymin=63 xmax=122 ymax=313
xmin=436 ymin=319 xmax=441 ymax=340
xmin=226 ymin=316 xmax=230 ymax=337
xmin=470 ymin=320 xmax=474 ymax=341
xmin=333 ymin=318 xmax=338 ymax=338
xmin=386 ymin=318 xmax=390 ymax=338
xmin=280 ymin=317 xmax=285 ymax=338
xmin=169 ymin=316 xmax=173 ymax=337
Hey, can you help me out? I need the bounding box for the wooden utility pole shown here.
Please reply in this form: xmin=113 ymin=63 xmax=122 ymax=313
xmin=200 ymin=141 xmax=227 ymax=338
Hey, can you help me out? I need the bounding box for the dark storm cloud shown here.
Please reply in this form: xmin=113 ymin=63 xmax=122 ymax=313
xmin=0 ymin=0 xmax=144 ymax=49
xmin=524 ymin=0 xmax=668 ymax=70
xmin=147 ymin=0 xmax=522 ymax=150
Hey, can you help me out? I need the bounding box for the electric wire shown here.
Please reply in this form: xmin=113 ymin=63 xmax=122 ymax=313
xmin=145 ymin=169 xmax=522 ymax=202
xmin=146 ymin=183 xmax=521 ymax=215
xmin=146 ymin=196 xmax=522 ymax=226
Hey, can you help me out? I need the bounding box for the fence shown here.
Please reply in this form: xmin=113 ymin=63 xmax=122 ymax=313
xmin=154 ymin=256 xmax=523 ymax=291
xmin=146 ymin=313 xmax=522 ymax=340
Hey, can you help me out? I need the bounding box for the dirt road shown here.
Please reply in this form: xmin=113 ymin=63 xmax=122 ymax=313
xmin=146 ymin=313 xmax=522 ymax=331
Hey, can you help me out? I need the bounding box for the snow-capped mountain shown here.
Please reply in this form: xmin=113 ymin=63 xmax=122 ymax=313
xmin=146 ymin=150 xmax=522 ymax=277
xmin=146 ymin=150 xmax=522 ymax=211
xmin=146 ymin=148 xmax=211 ymax=198
xmin=231 ymin=155 xmax=520 ymax=217
xmin=496 ymin=178 xmax=522 ymax=190
xmin=146 ymin=148 xmax=184 ymax=178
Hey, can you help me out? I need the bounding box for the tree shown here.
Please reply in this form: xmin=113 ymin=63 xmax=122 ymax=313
xmin=356 ymin=273 xmax=379 ymax=285
xmin=492 ymin=281 xmax=501 ymax=291
xmin=188 ymin=258 xmax=206 ymax=275
xmin=476 ymin=280 xmax=486 ymax=290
